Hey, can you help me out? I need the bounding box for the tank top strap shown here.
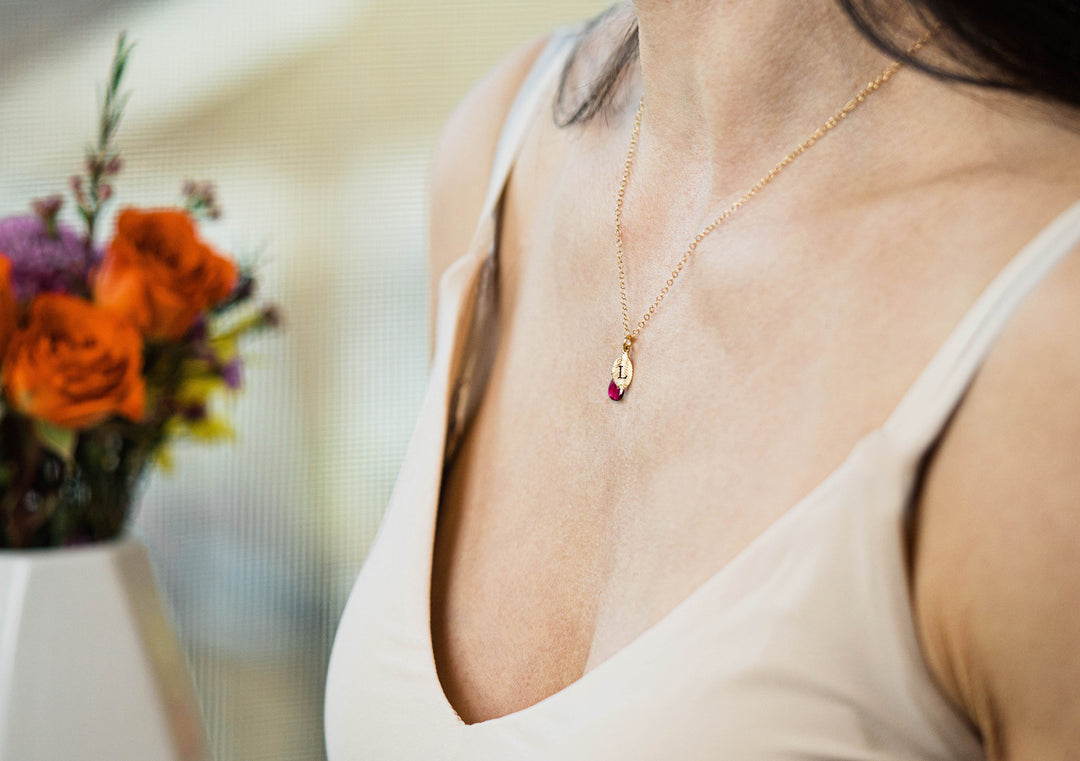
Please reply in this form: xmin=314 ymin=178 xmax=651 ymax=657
xmin=884 ymin=197 xmax=1080 ymax=459
xmin=441 ymin=29 xmax=578 ymax=467
xmin=476 ymin=28 xmax=579 ymax=221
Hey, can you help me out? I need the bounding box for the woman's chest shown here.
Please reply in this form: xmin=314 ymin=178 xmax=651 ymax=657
xmin=428 ymin=130 xmax=1038 ymax=722
xmin=430 ymin=198 xmax=979 ymax=724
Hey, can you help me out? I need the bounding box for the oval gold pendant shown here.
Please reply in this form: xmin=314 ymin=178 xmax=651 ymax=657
xmin=611 ymin=352 xmax=633 ymax=391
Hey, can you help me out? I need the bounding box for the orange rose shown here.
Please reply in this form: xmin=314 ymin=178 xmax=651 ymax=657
xmin=0 ymin=254 xmax=16 ymax=359
xmin=93 ymin=208 xmax=239 ymax=341
xmin=3 ymin=293 xmax=145 ymax=429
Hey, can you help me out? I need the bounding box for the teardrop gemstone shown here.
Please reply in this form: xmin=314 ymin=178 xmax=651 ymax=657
xmin=608 ymin=380 xmax=625 ymax=401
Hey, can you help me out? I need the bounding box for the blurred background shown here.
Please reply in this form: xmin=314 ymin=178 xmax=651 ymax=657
xmin=0 ymin=0 xmax=607 ymax=758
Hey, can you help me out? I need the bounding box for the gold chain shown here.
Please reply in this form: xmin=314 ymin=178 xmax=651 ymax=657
xmin=613 ymin=34 xmax=933 ymax=351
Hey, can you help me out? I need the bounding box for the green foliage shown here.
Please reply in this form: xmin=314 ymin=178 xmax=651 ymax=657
xmin=33 ymin=420 xmax=77 ymax=463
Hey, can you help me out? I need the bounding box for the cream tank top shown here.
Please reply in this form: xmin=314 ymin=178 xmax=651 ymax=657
xmin=326 ymin=31 xmax=1080 ymax=760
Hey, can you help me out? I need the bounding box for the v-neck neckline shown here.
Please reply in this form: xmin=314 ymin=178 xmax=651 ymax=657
xmin=415 ymin=194 xmax=1080 ymax=729
xmin=417 ymin=248 xmax=887 ymax=729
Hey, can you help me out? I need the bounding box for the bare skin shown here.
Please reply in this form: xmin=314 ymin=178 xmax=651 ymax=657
xmin=428 ymin=1 xmax=1080 ymax=753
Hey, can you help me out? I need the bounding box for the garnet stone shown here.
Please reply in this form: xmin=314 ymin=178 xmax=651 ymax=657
xmin=608 ymin=380 xmax=625 ymax=401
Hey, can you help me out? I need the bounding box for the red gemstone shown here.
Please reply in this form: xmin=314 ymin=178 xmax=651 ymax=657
xmin=608 ymin=380 xmax=624 ymax=401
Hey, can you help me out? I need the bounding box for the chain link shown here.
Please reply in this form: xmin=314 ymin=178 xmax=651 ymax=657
xmin=614 ymin=33 xmax=933 ymax=344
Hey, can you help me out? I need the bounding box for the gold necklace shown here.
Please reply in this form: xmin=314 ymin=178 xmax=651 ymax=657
xmin=608 ymin=34 xmax=932 ymax=401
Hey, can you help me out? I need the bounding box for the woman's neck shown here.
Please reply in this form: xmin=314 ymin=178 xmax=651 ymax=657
xmin=632 ymin=0 xmax=908 ymax=171
xmin=606 ymin=0 xmax=1080 ymax=226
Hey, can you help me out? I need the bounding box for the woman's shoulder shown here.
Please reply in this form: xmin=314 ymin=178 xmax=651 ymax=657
xmin=427 ymin=35 xmax=558 ymax=337
xmin=912 ymin=225 xmax=1080 ymax=757
xmin=427 ymin=15 xmax=627 ymax=335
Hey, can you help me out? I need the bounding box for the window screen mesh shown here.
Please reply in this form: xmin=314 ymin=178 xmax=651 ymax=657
xmin=0 ymin=1 xmax=607 ymax=758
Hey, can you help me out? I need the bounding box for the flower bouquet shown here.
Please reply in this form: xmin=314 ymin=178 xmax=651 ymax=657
xmin=0 ymin=32 xmax=280 ymax=760
xmin=0 ymin=34 xmax=278 ymax=548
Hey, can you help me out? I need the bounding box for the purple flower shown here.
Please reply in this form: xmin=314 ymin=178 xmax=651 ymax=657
xmin=222 ymin=358 xmax=244 ymax=390
xmin=185 ymin=317 xmax=208 ymax=342
xmin=0 ymin=216 xmax=100 ymax=302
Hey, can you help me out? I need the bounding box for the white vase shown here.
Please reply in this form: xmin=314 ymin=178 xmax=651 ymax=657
xmin=0 ymin=536 xmax=209 ymax=761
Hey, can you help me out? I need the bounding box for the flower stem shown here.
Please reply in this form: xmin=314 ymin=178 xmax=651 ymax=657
xmin=78 ymin=32 xmax=134 ymax=248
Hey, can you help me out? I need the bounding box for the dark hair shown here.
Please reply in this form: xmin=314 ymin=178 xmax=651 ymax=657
xmin=554 ymin=7 xmax=639 ymax=126
xmin=556 ymin=1 xmax=1080 ymax=126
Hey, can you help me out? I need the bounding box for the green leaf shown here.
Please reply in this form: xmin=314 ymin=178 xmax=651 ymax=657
xmin=34 ymin=420 xmax=78 ymax=463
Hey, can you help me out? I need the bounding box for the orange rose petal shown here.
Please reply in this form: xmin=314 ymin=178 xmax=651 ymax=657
xmin=0 ymin=254 xmax=17 ymax=360
xmin=94 ymin=255 xmax=152 ymax=332
xmin=202 ymin=244 xmax=241 ymax=306
xmin=3 ymin=294 xmax=145 ymax=430
xmin=119 ymin=380 xmax=146 ymax=423
xmin=144 ymin=279 xmax=200 ymax=341
xmin=97 ymin=208 xmax=239 ymax=340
